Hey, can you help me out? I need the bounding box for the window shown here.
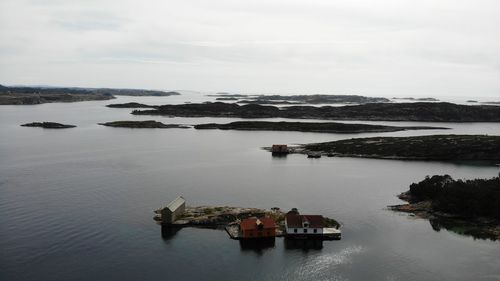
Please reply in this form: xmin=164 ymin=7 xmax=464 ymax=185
xmin=303 ymin=229 xmax=308 ymax=233
xmin=294 ymin=228 xmax=298 ymax=233
xmin=313 ymin=229 xmax=317 ymax=233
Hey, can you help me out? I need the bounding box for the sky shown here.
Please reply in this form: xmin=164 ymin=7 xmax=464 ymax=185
xmin=0 ymin=0 xmax=499 ymax=97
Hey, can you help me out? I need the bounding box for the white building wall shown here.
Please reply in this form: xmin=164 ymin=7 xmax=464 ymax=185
xmin=285 ymin=227 xmax=323 ymax=235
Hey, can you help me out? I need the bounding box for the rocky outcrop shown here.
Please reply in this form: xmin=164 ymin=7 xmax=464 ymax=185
xmin=21 ymin=122 xmax=76 ymax=129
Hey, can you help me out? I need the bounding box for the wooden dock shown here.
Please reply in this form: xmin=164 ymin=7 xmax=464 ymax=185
xmin=225 ymin=225 xmax=240 ymax=240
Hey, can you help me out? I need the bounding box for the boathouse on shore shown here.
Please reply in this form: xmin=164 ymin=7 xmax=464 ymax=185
xmin=160 ymin=196 xmax=186 ymax=224
xmin=239 ymin=217 xmax=276 ymax=239
xmin=271 ymin=144 xmax=289 ymax=154
xmin=285 ymin=214 xmax=325 ymax=236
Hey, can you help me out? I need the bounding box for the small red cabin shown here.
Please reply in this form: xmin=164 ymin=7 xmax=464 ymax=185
xmin=271 ymin=144 xmax=289 ymax=154
xmin=239 ymin=217 xmax=276 ymax=239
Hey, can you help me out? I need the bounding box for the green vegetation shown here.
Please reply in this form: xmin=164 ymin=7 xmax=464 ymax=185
xmin=390 ymin=175 xmax=500 ymax=240
xmin=203 ymin=208 xmax=215 ymax=215
xmin=324 ymin=217 xmax=341 ymax=229
xmin=408 ymin=175 xmax=500 ymax=218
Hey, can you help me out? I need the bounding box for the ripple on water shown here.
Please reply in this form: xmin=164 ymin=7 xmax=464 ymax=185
xmin=278 ymin=245 xmax=364 ymax=281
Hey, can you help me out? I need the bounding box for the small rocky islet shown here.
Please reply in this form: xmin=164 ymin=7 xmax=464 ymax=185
xmin=20 ymin=122 xmax=76 ymax=129
xmin=106 ymin=102 xmax=158 ymax=108
xmin=98 ymin=120 xmax=189 ymax=129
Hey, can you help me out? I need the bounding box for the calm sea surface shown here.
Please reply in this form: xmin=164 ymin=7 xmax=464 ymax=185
xmin=1 ymin=94 xmax=499 ymax=281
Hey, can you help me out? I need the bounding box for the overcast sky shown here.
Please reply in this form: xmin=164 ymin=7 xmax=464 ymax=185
xmin=1 ymin=0 xmax=499 ymax=97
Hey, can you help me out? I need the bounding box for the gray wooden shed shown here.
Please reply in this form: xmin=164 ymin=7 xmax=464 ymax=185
xmin=160 ymin=196 xmax=186 ymax=224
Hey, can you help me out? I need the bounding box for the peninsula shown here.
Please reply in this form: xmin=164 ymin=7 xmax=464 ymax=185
xmin=131 ymin=102 xmax=500 ymax=122
xmin=389 ymin=175 xmax=500 ymax=240
xmin=21 ymin=122 xmax=76 ymax=129
xmin=286 ymin=135 xmax=500 ymax=162
xmin=99 ymin=120 xmax=189 ymax=129
xmin=194 ymin=121 xmax=449 ymax=134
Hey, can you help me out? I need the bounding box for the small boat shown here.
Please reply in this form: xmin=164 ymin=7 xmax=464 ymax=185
xmin=307 ymin=153 xmax=321 ymax=158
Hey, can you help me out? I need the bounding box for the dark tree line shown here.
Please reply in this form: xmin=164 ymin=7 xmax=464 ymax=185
xmin=409 ymin=174 xmax=500 ymax=218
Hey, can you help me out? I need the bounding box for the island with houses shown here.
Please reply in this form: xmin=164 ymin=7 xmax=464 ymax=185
xmin=153 ymin=196 xmax=341 ymax=242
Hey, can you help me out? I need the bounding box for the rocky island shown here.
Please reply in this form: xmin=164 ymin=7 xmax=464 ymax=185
xmin=99 ymin=120 xmax=189 ymax=129
xmin=194 ymin=121 xmax=449 ymax=134
xmin=106 ymin=102 xmax=158 ymax=108
xmin=247 ymin=94 xmax=390 ymax=104
xmin=20 ymin=122 xmax=76 ymax=129
xmin=208 ymin=93 xmax=389 ymax=104
xmin=393 ymin=97 xmax=440 ymax=102
xmin=286 ymin=135 xmax=500 ymax=162
xmin=93 ymin=88 xmax=179 ymax=97
xmin=388 ymin=175 xmax=500 ymax=240
xmin=0 ymin=84 xmax=179 ymax=105
xmin=131 ymin=102 xmax=500 ymax=122
xmin=237 ymin=100 xmax=304 ymax=105
xmin=155 ymin=205 xmax=340 ymax=232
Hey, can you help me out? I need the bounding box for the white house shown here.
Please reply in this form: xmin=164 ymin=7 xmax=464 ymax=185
xmin=285 ymin=214 xmax=325 ymax=236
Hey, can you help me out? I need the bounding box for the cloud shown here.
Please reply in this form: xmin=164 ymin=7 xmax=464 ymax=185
xmin=0 ymin=0 xmax=499 ymax=97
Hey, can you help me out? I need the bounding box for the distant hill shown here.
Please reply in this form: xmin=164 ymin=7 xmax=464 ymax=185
xmin=0 ymin=85 xmax=180 ymax=105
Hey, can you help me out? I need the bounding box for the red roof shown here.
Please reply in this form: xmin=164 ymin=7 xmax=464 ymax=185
xmin=285 ymin=214 xmax=324 ymax=228
xmin=240 ymin=217 xmax=276 ymax=231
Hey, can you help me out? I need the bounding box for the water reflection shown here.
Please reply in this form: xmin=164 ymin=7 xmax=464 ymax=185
xmin=429 ymin=217 xmax=498 ymax=241
xmin=239 ymin=239 xmax=276 ymax=255
xmin=161 ymin=225 xmax=181 ymax=242
xmin=271 ymin=154 xmax=288 ymax=159
xmin=284 ymin=238 xmax=323 ymax=251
